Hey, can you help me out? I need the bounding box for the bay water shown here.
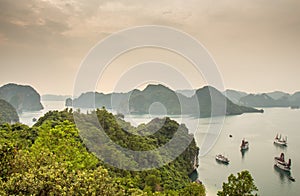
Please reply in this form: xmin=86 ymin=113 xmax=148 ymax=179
xmin=19 ymin=101 xmax=299 ymax=195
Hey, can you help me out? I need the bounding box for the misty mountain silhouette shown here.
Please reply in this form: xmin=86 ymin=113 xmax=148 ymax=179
xmin=68 ymin=84 xmax=263 ymax=117
xmin=0 ymin=83 xmax=43 ymax=112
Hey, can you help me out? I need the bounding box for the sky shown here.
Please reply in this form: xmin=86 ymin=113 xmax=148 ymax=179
xmin=0 ymin=0 xmax=299 ymax=95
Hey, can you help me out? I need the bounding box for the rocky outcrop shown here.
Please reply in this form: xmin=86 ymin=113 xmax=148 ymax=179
xmin=0 ymin=83 xmax=43 ymax=112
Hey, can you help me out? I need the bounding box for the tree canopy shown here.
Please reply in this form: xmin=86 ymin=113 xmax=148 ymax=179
xmin=0 ymin=99 xmax=19 ymax=124
xmin=217 ymin=170 xmax=258 ymax=196
xmin=0 ymin=108 xmax=205 ymax=195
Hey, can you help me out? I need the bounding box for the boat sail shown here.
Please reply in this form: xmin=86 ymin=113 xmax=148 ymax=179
xmin=274 ymin=133 xmax=287 ymax=146
xmin=240 ymin=139 xmax=249 ymax=150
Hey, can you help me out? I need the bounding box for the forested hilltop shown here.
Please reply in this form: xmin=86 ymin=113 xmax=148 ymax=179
xmin=0 ymin=108 xmax=205 ymax=195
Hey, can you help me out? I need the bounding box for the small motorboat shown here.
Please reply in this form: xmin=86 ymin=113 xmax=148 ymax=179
xmin=215 ymin=154 xmax=229 ymax=164
xmin=240 ymin=139 xmax=249 ymax=150
xmin=274 ymin=134 xmax=287 ymax=146
xmin=274 ymin=153 xmax=291 ymax=172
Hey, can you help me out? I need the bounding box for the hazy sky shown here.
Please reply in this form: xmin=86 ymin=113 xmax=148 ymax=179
xmin=0 ymin=0 xmax=299 ymax=95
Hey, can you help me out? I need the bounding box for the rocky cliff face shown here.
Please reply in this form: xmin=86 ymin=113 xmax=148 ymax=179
xmin=0 ymin=83 xmax=43 ymax=112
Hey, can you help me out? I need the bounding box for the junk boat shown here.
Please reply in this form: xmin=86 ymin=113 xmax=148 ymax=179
xmin=215 ymin=154 xmax=229 ymax=164
xmin=274 ymin=153 xmax=291 ymax=172
xmin=240 ymin=139 xmax=249 ymax=150
xmin=274 ymin=134 xmax=287 ymax=146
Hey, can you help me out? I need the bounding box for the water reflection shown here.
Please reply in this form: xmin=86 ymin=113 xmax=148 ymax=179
xmin=241 ymin=148 xmax=249 ymax=159
xmin=273 ymin=142 xmax=287 ymax=150
xmin=215 ymin=159 xmax=229 ymax=166
xmin=273 ymin=165 xmax=295 ymax=183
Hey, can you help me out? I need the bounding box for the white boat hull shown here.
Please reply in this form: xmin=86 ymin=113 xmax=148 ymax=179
xmin=274 ymin=140 xmax=287 ymax=146
xmin=215 ymin=155 xmax=229 ymax=164
xmin=274 ymin=162 xmax=290 ymax=172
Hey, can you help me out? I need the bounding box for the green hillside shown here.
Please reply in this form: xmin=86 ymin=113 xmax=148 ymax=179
xmin=0 ymin=99 xmax=19 ymax=124
xmin=0 ymin=108 xmax=205 ymax=195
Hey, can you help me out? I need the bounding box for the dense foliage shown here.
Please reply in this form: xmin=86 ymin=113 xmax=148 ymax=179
xmin=217 ymin=170 xmax=258 ymax=196
xmin=0 ymin=99 xmax=19 ymax=124
xmin=0 ymin=108 xmax=205 ymax=195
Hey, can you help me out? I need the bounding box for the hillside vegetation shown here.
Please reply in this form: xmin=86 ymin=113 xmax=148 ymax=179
xmin=0 ymin=99 xmax=19 ymax=124
xmin=0 ymin=108 xmax=205 ymax=195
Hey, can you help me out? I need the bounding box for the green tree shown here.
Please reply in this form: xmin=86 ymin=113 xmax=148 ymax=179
xmin=145 ymin=174 xmax=161 ymax=192
xmin=2 ymin=163 xmax=126 ymax=195
xmin=217 ymin=170 xmax=258 ymax=196
xmin=178 ymin=182 xmax=206 ymax=196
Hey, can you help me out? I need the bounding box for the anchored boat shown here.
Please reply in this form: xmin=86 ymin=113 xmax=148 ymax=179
xmin=240 ymin=139 xmax=249 ymax=151
xmin=215 ymin=154 xmax=229 ymax=164
xmin=274 ymin=153 xmax=291 ymax=172
xmin=274 ymin=134 xmax=287 ymax=146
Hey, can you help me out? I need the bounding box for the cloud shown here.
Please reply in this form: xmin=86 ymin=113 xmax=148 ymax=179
xmin=0 ymin=0 xmax=71 ymax=47
xmin=1 ymin=0 xmax=299 ymax=44
xmin=0 ymin=0 xmax=300 ymax=94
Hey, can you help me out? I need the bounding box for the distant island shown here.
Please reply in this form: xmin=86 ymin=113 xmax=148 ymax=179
xmin=0 ymin=99 xmax=19 ymax=124
xmin=67 ymin=84 xmax=263 ymax=117
xmin=0 ymin=83 xmax=43 ymax=113
xmin=224 ymin=89 xmax=300 ymax=108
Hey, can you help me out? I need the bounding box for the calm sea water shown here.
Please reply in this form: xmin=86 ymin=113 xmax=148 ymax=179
xmin=20 ymin=101 xmax=299 ymax=195
xmin=19 ymin=100 xmax=66 ymax=126
xmin=194 ymin=108 xmax=300 ymax=196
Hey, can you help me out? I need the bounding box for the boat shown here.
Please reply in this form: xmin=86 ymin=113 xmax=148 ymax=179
xmin=274 ymin=134 xmax=287 ymax=146
xmin=240 ymin=139 xmax=249 ymax=150
xmin=215 ymin=154 xmax=229 ymax=164
xmin=274 ymin=153 xmax=291 ymax=172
